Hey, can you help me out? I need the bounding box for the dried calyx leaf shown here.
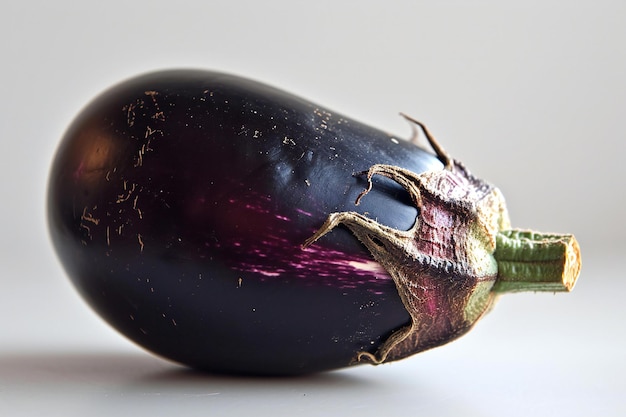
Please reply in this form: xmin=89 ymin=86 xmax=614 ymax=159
xmin=303 ymin=114 xmax=581 ymax=365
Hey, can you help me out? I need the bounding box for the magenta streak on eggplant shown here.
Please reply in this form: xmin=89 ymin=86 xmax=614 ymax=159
xmin=219 ymin=189 xmax=393 ymax=293
xmin=295 ymin=208 xmax=313 ymax=217
xmin=231 ymin=236 xmax=391 ymax=294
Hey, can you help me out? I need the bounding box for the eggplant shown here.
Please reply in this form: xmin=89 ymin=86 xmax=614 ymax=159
xmin=47 ymin=69 xmax=581 ymax=375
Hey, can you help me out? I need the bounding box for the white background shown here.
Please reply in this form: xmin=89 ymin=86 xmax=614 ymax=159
xmin=1 ymin=1 xmax=624 ymax=416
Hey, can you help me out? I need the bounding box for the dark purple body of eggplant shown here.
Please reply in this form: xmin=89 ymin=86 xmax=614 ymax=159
xmin=47 ymin=69 xmax=442 ymax=375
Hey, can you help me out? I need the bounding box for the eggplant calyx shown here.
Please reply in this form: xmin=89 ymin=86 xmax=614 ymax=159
xmin=303 ymin=153 xmax=510 ymax=365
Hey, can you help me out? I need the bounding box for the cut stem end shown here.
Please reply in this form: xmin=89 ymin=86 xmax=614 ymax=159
xmin=492 ymin=229 xmax=581 ymax=294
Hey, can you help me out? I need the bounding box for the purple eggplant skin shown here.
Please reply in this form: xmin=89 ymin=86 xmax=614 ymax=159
xmin=47 ymin=69 xmax=443 ymax=375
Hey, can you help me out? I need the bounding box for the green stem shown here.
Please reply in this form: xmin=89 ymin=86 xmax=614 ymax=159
xmin=492 ymin=229 xmax=581 ymax=293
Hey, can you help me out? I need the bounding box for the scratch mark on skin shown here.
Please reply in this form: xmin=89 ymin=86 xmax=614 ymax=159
xmin=106 ymin=226 xmax=110 ymax=246
xmin=138 ymin=234 xmax=144 ymax=252
xmin=122 ymin=99 xmax=144 ymax=127
xmin=135 ymin=149 xmax=143 ymax=167
xmin=116 ymin=182 xmax=137 ymax=203
xmin=81 ymin=207 xmax=100 ymax=225
xmin=132 ymin=195 xmax=144 ymax=219
xmin=134 ymin=130 xmax=161 ymax=168
xmin=145 ymin=90 xmax=165 ymax=121
xmin=79 ymin=207 xmax=99 ymax=241
xmin=80 ymin=224 xmax=91 ymax=240
xmin=145 ymin=126 xmax=162 ymax=138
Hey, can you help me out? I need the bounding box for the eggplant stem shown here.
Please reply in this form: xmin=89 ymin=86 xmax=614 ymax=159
xmin=492 ymin=229 xmax=581 ymax=293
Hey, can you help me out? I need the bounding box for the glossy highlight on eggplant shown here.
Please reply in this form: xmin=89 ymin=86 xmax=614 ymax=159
xmin=47 ymin=69 xmax=580 ymax=375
